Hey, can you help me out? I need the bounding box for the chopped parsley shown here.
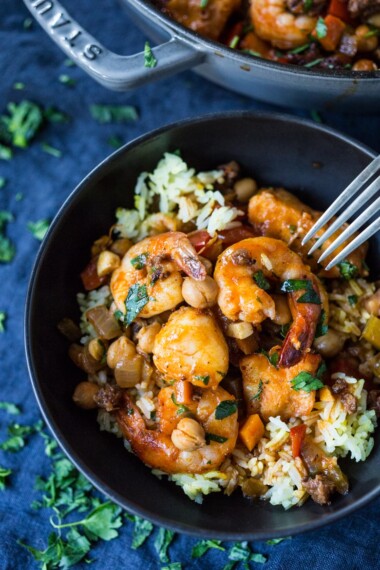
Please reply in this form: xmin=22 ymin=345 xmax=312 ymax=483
xmin=200 ymin=0 xmax=209 ymax=8
xmin=0 ymin=467 xmax=12 ymax=491
xmin=58 ymin=74 xmax=76 ymax=86
xmin=192 ymin=539 xmax=225 ymax=558
xmin=281 ymin=278 xmax=321 ymax=304
xmin=144 ymin=42 xmax=158 ymax=68
xmin=348 ymin=294 xmax=358 ymax=306
xmin=0 ymin=144 xmax=12 ymax=160
xmin=261 ymin=350 xmax=279 ymax=367
xmin=64 ymin=58 xmax=75 ymax=67
xmin=131 ymin=516 xmax=154 ymax=548
xmin=170 ymin=393 xmax=189 ymax=415
xmin=44 ymin=107 xmax=70 ymax=124
xmin=0 ymin=311 xmax=6 ymax=333
xmin=194 ymin=375 xmax=210 ymax=385
xmin=90 ymin=104 xmax=138 ymax=124
xmin=228 ymin=541 xmax=266 ymax=563
xmin=304 ymin=0 xmax=313 ymax=11
xmin=254 ymin=270 xmax=270 ymax=291
xmin=289 ymin=43 xmax=310 ymax=54
xmin=0 ymin=401 xmax=20 ymax=415
xmin=124 ymin=283 xmax=149 ymax=325
xmin=23 ymin=17 xmax=33 ymax=29
xmin=315 ymin=309 xmax=328 ymax=337
xmin=162 ymin=564 xmax=182 ymax=570
xmin=50 ymin=501 xmax=123 ymax=541
xmin=108 ymin=135 xmax=123 ymax=148
xmin=41 ymin=142 xmax=62 ymax=157
xmin=252 ymin=380 xmax=263 ymax=401
xmin=0 ymin=177 xmax=6 ymax=188
xmin=215 ymin=400 xmax=237 ymax=420
xmin=0 ymin=420 xmax=43 ymax=452
xmin=154 ymin=528 xmax=175 ymax=563
xmin=130 ymin=252 xmax=149 ymax=270
xmin=0 ymin=211 xmax=15 ymax=263
xmin=13 ymin=82 xmax=25 ymax=90
xmin=2 ymin=100 xmax=44 ymax=148
xmin=315 ymin=17 xmax=327 ymax=39
xmin=338 ymin=260 xmax=358 ymax=280
xmin=206 ymin=433 xmax=228 ymax=444
xmin=297 ymin=288 xmax=321 ymax=304
xmin=27 ymin=219 xmax=50 ymax=241
xmin=15 ymin=192 xmax=23 ymax=201
xmin=291 ymin=369 xmax=324 ymax=392
xmin=266 ymin=537 xmax=291 ymax=545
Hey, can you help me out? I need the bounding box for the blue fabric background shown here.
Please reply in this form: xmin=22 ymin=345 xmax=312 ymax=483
xmin=1 ymin=1 xmax=380 ymax=568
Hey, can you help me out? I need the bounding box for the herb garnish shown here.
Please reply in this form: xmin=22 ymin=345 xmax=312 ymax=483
xmin=58 ymin=74 xmax=76 ymax=87
xmin=281 ymin=278 xmax=321 ymax=304
xmin=200 ymin=0 xmax=209 ymax=8
xmin=315 ymin=17 xmax=327 ymax=39
xmin=108 ymin=135 xmax=123 ymax=148
xmin=338 ymin=260 xmax=358 ymax=280
xmin=252 ymin=380 xmax=263 ymax=401
xmin=154 ymin=528 xmax=175 ymax=563
xmin=13 ymin=82 xmax=25 ymax=90
xmin=170 ymin=393 xmax=190 ymax=415
xmin=0 ymin=177 xmax=6 ymax=188
xmin=215 ymin=400 xmax=237 ymax=420
xmin=289 ymin=43 xmax=310 ymax=54
xmin=0 ymin=420 xmax=43 ymax=452
xmin=206 ymin=433 xmax=228 ymax=444
xmin=41 ymin=142 xmax=62 ymax=157
xmin=291 ymin=365 xmax=325 ymax=392
xmin=1 ymin=100 xmax=44 ymax=148
xmin=144 ymin=42 xmax=158 ymax=68
xmin=0 ymin=144 xmax=12 ymax=160
xmin=192 ymin=539 xmax=225 ymax=558
xmin=124 ymin=283 xmax=149 ymax=325
xmin=348 ymin=294 xmax=358 ymax=306
xmin=194 ymin=375 xmax=210 ymax=385
xmin=229 ymin=35 xmax=240 ymax=49
xmin=228 ymin=541 xmax=266 ymax=563
xmin=44 ymin=107 xmax=70 ymax=124
xmin=130 ymin=252 xmax=149 ymax=269
xmin=261 ymin=350 xmax=279 ymax=367
xmin=267 ymin=537 xmax=291 ymax=545
xmin=130 ymin=516 xmax=154 ymax=548
xmin=254 ymin=270 xmax=270 ymax=290
xmin=304 ymin=0 xmax=313 ymax=11
xmin=0 ymin=467 xmax=12 ymax=491
xmin=0 ymin=311 xmax=7 ymax=333
xmin=315 ymin=308 xmax=328 ymax=337
xmin=28 ymin=219 xmax=50 ymax=241
xmin=90 ymin=104 xmax=138 ymax=124
xmin=0 ymin=401 xmax=20 ymax=414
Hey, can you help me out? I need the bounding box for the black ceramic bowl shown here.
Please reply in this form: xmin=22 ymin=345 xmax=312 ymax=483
xmin=26 ymin=112 xmax=380 ymax=540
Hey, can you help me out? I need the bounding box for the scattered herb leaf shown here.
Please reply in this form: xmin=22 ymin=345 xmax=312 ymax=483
xmin=108 ymin=135 xmax=123 ymax=148
xmin=291 ymin=371 xmax=324 ymax=392
xmin=124 ymin=283 xmax=149 ymax=325
xmin=13 ymin=82 xmax=25 ymax=90
xmin=200 ymin=0 xmax=209 ymax=8
xmin=130 ymin=252 xmax=149 ymax=269
xmin=50 ymin=502 xmax=123 ymax=541
xmin=44 ymin=107 xmax=70 ymax=124
xmin=0 ymin=144 xmax=12 ymax=160
xmin=0 ymin=466 xmax=12 ymax=491
xmin=58 ymin=74 xmax=76 ymax=87
xmin=131 ymin=516 xmax=154 ymax=549
xmin=315 ymin=308 xmax=328 ymax=337
xmin=27 ymin=219 xmax=50 ymax=241
xmin=90 ymin=104 xmax=138 ymax=124
xmin=206 ymin=433 xmax=228 ymax=444
xmin=154 ymin=528 xmax=175 ymax=563
xmin=254 ymin=270 xmax=270 ymax=291
xmin=297 ymin=288 xmax=321 ymax=304
xmin=0 ymin=312 xmax=6 ymax=333
xmin=315 ymin=17 xmax=327 ymax=39
xmin=266 ymin=536 xmax=291 ymax=545
xmin=348 ymin=294 xmax=358 ymax=306
xmin=41 ymin=142 xmax=62 ymax=158
xmin=170 ymin=393 xmax=189 ymax=415
xmin=338 ymin=260 xmax=358 ymax=280
xmin=229 ymin=541 xmax=251 ymax=561
xmin=2 ymin=100 xmax=44 ymax=148
xmin=192 ymin=539 xmax=225 ymax=558
xmin=252 ymin=380 xmax=263 ymax=401
xmin=0 ymin=420 xmax=42 ymax=452
xmin=281 ymin=279 xmax=311 ymax=292
xmin=23 ymin=17 xmax=33 ymax=29
xmin=0 ymin=177 xmax=6 ymax=188
xmin=194 ymin=375 xmax=210 ymax=385
xmin=19 ymin=529 xmax=91 ymax=569
xmin=0 ymin=401 xmax=20 ymax=415
xmin=161 ymin=564 xmax=182 ymax=570
xmin=215 ymin=400 xmax=237 ymax=420
xmin=144 ymin=41 xmax=158 ymax=68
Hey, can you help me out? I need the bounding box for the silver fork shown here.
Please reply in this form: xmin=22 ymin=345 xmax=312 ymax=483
xmin=302 ymin=155 xmax=380 ymax=271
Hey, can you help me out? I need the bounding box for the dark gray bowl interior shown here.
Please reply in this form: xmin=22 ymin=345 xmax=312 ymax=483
xmin=26 ymin=112 xmax=380 ymax=540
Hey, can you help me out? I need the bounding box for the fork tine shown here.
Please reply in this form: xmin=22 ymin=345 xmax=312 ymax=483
xmin=318 ymin=196 xmax=380 ymax=263
xmin=325 ymin=216 xmax=380 ymax=271
xmin=308 ymin=175 xmax=380 ymax=255
xmin=302 ymin=155 xmax=380 ymax=246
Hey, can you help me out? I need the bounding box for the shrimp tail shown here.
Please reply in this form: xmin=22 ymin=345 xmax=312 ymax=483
xmin=173 ymin=238 xmax=207 ymax=280
xmin=279 ymin=315 xmax=318 ymax=367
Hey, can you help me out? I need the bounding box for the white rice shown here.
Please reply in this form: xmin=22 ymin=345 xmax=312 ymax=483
xmin=76 ymin=285 xmax=112 ymax=343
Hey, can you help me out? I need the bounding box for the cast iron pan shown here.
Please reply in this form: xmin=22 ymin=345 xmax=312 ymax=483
xmin=25 ymin=112 xmax=380 ymax=539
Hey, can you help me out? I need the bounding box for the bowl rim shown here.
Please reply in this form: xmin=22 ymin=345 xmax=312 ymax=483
xmin=25 ymin=110 xmax=379 ymax=540
xmin=130 ymin=0 xmax=380 ymax=82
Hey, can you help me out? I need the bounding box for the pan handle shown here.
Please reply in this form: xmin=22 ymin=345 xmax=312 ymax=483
xmin=23 ymin=0 xmax=205 ymax=91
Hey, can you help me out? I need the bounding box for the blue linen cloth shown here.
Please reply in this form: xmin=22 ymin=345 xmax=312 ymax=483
xmin=1 ymin=1 xmax=380 ymax=568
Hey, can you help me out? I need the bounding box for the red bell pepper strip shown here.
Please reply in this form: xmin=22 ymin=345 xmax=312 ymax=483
xmin=219 ymin=225 xmax=257 ymax=247
xmin=327 ymin=0 xmax=351 ymax=23
xmin=290 ymin=424 xmax=307 ymax=458
xmin=80 ymin=257 xmax=107 ymax=291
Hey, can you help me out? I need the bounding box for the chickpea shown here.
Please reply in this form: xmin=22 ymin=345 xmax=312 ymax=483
xmin=352 ymin=59 xmax=378 ymax=71
xmin=272 ymin=295 xmax=292 ymax=326
xmin=110 ymin=237 xmax=133 ymax=257
xmin=136 ymin=322 xmax=162 ymax=354
xmin=313 ymin=328 xmax=347 ymax=359
xmin=107 ymin=335 xmax=136 ymax=368
xmin=88 ymin=338 xmax=106 ymax=361
xmin=355 ymin=25 xmax=379 ymax=52
xmin=234 ymin=177 xmax=258 ymax=203
xmin=227 ymin=321 xmax=253 ymax=339
xmin=91 ymin=235 xmax=109 ymax=257
xmin=73 ymin=381 xmax=99 ymax=409
xmin=182 ymin=276 xmax=219 ymax=309
xmin=198 ymin=255 xmax=213 ymax=276
xmin=364 ymin=290 xmax=380 ymax=316
xmin=171 ymin=418 xmax=206 ymax=451
xmin=114 ymin=354 xmax=143 ymax=388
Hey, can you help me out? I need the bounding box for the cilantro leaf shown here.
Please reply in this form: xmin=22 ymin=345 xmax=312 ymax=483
xmin=315 ymin=17 xmax=327 ymax=39
xmin=229 ymin=541 xmax=251 ymax=561
xmin=170 ymin=393 xmax=189 ymax=415
xmin=154 ymin=528 xmax=175 ymax=563
xmin=281 ymin=279 xmax=311 ymax=292
xmin=0 ymin=177 xmax=6 ymax=188
xmin=291 ymin=371 xmax=324 ymax=392
xmin=339 ymin=260 xmax=358 ymax=280
xmin=215 ymin=400 xmax=237 ymax=420
xmin=58 ymin=74 xmax=76 ymax=86
xmin=348 ymin=294 xmax=358 ymax=306
xmin=19 ymin=530 xmax=91 ymax=569
xmin=261 ymin=349 xmax=279 ymax=367
xmin=192 ymin=539 xmax=225 ymax=558
xmin=304 ymin=0 xmax=313 ymax=10
xmin=0 ymin=235 xmax=16 ymax=262
xmin=90 ymin=104 xmax=138 ymax=124
xmin=144 ymin=41 xmax=158 ymax=68
xmin=108 ymin=135 xmax=123 ymax=148
xmin=252 ymin=380 xmax=263 ymax=401
xmin=161 ymin=564 xmax=182 ymax=570
xmin=222 ymin=563 xmax=236 ymax=570
xmin=0 ymin=466 xmax=12 ymax=490
xmin=194 ymin=375 xmax=210 ymax=385
xmin=124 ymin=283 xmax=149 ymax=325
xmin=206 ymin=433 xmax=228 ymax=444
xmin=0 ymin=144 xmax=12 ymax=160
xmin=41 ymin=142 xmax=62 ymax=158
xmin=254 ymin=270 xmax=270 ymax=290
xmin=297 ymin=289 xmax=321 ymax=304
xmin=266 ymin=536 xmax=291 ymax=545
xmin=3 ymin=101 xmax=44 ymax=148
xmin=0 ymin=312 xmax=7 ymax=333
xmin=131 ymin=516 xmax=154 ymax=549
xmin=27 ymin=219 xmax=50 ymax=241
xmin=315 ymin=308 xmax=328 ymax=337
xmin=0 ymin=420 xmax=42 ymax=452
xmin=251 ymin=552 xmax=267 ymax=563
xmin=50 ymin=502 xmax=123 ymax=541
xmin=0 ymin=401 xmax=20 ymax=414
xmin=130 ymin=252 xmax=149 ymax=269
xmin=44 ymin=107 xmax=70 ymax=124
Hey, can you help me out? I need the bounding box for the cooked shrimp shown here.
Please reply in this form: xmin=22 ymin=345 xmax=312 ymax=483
xmin=214 ymin=237 xmax=322 ymax=367
xmin=251 ymin=0 xmax=317 ymax=49
xmin=164 ymin=0 xmax=242 ymax=41
xmin=241 ymin=351 xmax=321 ymax=421
xmin=153 ymin=306 xmax=229 ymax=389
xmin=115 ymin=384 xmax=239 ymax=474
xmin=111 ymin=232 xmax=206 ymax=318
xmin=248 ymin=188 xmax=368 ymax=278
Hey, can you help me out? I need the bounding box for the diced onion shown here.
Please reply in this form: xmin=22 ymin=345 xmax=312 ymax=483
xmin=86 ymin=305 xmax=121 ymax=340
xmin=114 ymin=355 xmax=143 ymax=387
xmin=227 ymin=322 xmax=253 ymax=339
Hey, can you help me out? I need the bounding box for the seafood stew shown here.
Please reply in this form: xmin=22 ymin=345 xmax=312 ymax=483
xmin=65 ymin=151 xmax=378 ymax=509
xmin=153 ymin=0 xmax=380 ymax=71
